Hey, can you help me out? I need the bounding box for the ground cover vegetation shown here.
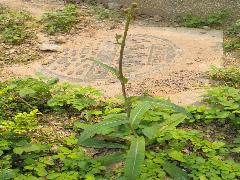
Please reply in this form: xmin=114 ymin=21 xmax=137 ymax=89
xmin=0 ymin=5 xmax=39 ymax=65
xmin=0 ymin=6 xmax=34 ymax=45
xmin=176 ymin=9 xmax=240 ymax=52
xmin=0 ymin=3 xmax=122 ymax=65
xmin=0 ymin=2 xmax=240 ymax=180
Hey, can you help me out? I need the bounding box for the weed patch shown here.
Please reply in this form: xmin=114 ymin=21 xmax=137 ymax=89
xmin=210 ymin=66 xmax=240 ymax=88
xmin=177 ymin=10 xmax=230 ymax=28
xmin=0 ymin=7 xmax=33 ymax=44
xmin=177 ymin=13 xmax=204 ymax=28
xmin=41 ymin=4 xmax=79 ymax=34
xmin=90 ymin=5 xmax=122 ymax=21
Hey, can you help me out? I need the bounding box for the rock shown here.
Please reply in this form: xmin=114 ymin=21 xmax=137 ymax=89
xmin=51 ymin=36 xmax=67 ymax=44
xmin=108 ymin=0 xmax=121 ymax=9
xmin=153 ymin=15 xmax=161 ymax=22
xmin=203 ymin=26 xmax=211 ymax=30
xmin=39 ymin=43 xmax=61 ymax=52
xmin=9 ymin=49 xmax=16 ymax=54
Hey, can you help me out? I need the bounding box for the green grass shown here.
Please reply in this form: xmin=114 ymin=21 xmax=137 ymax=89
xmin=177 ymin=9 xmax=231 ymax=28
xmin=177 ymin=13 xmax=204 ymax=28
xmin=41 ymin=4 xmax=79 ymax=34
xmin=90 ymin=5 xmax=122 ymax=21
xmin=210 ymin=66 xmax=240 ymax=88
xmin=0 ymin=7 xmax=33 ymax=44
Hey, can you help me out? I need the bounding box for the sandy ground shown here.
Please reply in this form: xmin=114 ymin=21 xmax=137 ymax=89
xmin=0 ymin=0 xmax=225 ymax=105
xmin=0 ymin=0 xmax=64 ymax=19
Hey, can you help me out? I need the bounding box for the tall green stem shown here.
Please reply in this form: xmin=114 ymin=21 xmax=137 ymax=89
xmin=118 ymin=4 xmax=138 ymax=135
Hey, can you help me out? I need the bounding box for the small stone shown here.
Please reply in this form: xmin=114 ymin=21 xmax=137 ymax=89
xmin=67 ymin=71 xmax=74 ymax=75
xmin=203 ymin=26 xmax=211 ymax=30
xmin=76 ymin=70 xmax=84 ymax=75
xmin=108 ymin=1 xmax=121 ymax=9
xmin=52 ymin=36 xmax=67 ymax=44
xmin=39 ymin=43 xmax=61 ymax=52
xmin=9 ymin=49 xmax=16 ymax=54
xmin=51 ymin=66 xmax=57 ymax=70
xmin=153 ymin=15 xmax=161 ymax=22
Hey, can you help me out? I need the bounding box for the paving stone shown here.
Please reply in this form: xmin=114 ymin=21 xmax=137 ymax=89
xmin=39 ymin=26 xmax=223 ymax=98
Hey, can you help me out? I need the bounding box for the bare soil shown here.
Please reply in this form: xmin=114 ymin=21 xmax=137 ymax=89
xmin=0 ymin=0 xmax=228 ymax=105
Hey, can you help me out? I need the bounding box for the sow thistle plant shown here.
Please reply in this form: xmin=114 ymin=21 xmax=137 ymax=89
xmin=78 ymin=3 xmax=191 ymax=180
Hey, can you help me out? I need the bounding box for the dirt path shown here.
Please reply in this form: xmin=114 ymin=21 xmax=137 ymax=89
xmin=0 ymin=0 xmax=224 ymax=105
xmin=0 ymin=0 xmax=63 ymax=19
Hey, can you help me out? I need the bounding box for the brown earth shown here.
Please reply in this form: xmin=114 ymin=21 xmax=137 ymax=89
xmin=0 ymin=0 xmax=227 ymax=105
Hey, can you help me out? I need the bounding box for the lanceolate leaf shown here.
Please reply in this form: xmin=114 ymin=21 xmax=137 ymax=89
xmin=94 ymin=60 xmax=119 ymax=77
xmin=129 ymin=97 xmax=190 ymax=129
xmin=125 ymin=136 xmax=145 ymax=180
xmin=79 ymin=138 xmax=126 ymax=149
xmin=143 ymin=114 xmax=187 ymax=139
xmin=163 ymin=161 xmax=190 ymax=180
xmin=97 ymin=152 xmax=126 ymax=166
xmin=130 ymin=101 xmax=153 ymax=128
xmin=94 ymin=60 xmax=128 ymax=84
xmin=136 ymin=96 xmax=192 ymax=117
xmin=158 ymin=114 xmax=186 ymax=136
xmin=78 ymin=113 xmax=128 ymax=143
xmin=142 ymin=124 xmax=160 ymax=140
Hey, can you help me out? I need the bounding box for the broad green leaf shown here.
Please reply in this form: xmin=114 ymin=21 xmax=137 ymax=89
xmin=13 ymin=144 xmax=48 ymax=155
xmin=232 ymin=147 xmax=240 ymax=153
xmin=130 ymin=101 xmax=153 ymax=128
xmin=46 ymin=173 xmax=61 ymax=179
xmin=163 ymin=161 xmax=189 ymax=180
xmin=158 ymin=114 xmax=187 ymax=136
xmin=125 ymin=136 xmax=145 ymax=180
xmin=85 ymin=174 xmax=95 ymax=180
xmin=142 ymin=124 xmax=160 ymax=140
xmin=35 ymin=166 xmax=48 ymax=177
xmin=143 ymin=114 xmax=186 ymax=139
xmin=94 ymin=60 xmax=128 ymax=84
xmin=97 ymin=152 xmax=126 ymax=166
xmin=0 ymin=169 xmax=16 ymax=180
xmin=79 ymin=138 xmax=126 ymax=149
xmin=47 ymin=78 xmax=59 ymax=85
xmin=19 ymin=87 xmax=36 ymax=97
xmin=136 ymin=96 xmax=192 ymax=117
xmin=169 ymin=150 xmax=186 ymax=162
xmin=78 ymin=113 xmax=128 ymax=143
xmin=0 ymin=150 xmax=3 ymax=156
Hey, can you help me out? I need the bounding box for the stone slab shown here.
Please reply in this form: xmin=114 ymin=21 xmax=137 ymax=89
xmin=38 ymin=26 xmax=223 ymax=96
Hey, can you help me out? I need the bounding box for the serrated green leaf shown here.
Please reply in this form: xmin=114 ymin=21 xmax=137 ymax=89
xmin=85 ymin=174 xmax=95 ymax=180
xmin=78 ymin=113 xmax=128 ymax=143
xmin=169 ymin=150 xmax=186 ymax=162
xmin=163 ymin=161 xmax=189 ymax=180
xmin=46 ymin=173 xmax=61 ymax=179
xmin=47 ymin=78 xmax=59 ymax=85
xmin=19 ymin=87 xmax=36 ymax=97
xmin=97 ymin=152 xmax=126 ymax=166
xmin=130 ymin=101 xmax=153 ymax=128
xmin=13 ymin=144 xmax=48 ymax=155
xmin=125 ymin=136 xmax=145 ymax=180
xmin=79 ymin=138 xmax=126 ymax=149
xmin=0 ymin=169 xmax=16 ymax=180
xmin=0 ymin=150 xmax=3 ymax=156
xmin=232 ymin=147 xmax=240 ymax=153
